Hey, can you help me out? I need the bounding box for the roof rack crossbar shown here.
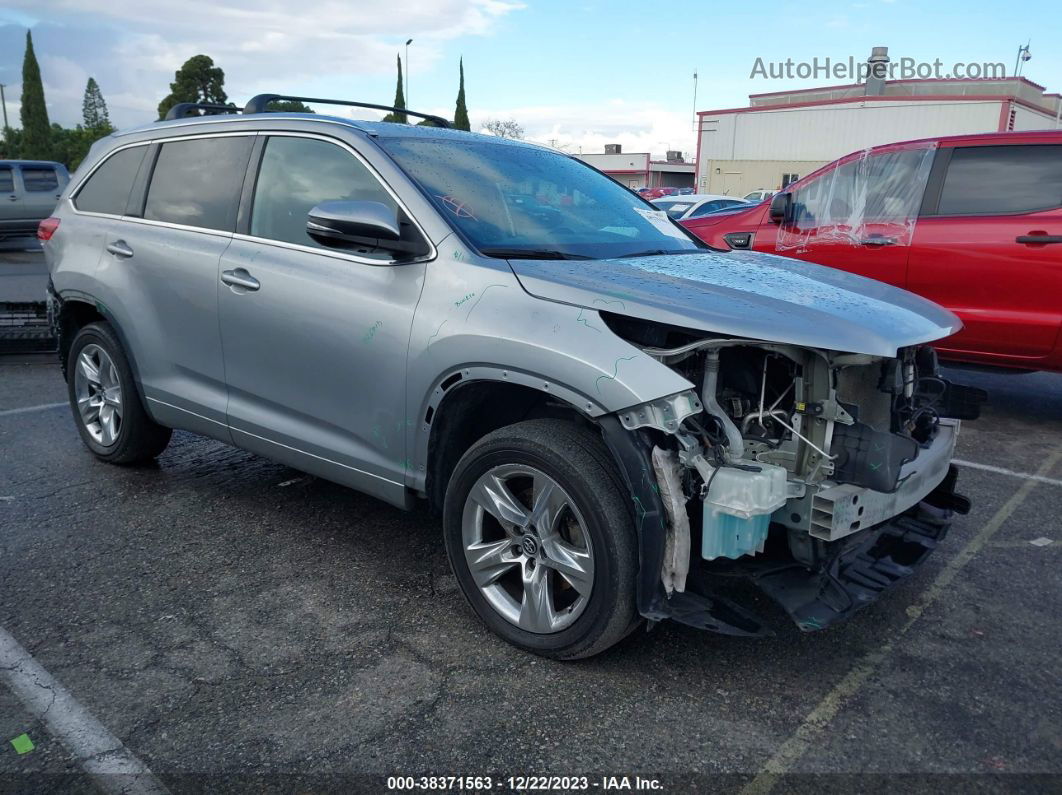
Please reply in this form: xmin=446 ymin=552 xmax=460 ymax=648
xmin=242 ymin=94 xmax=452 ymax=128
xmin=164 ymin=103 xmax=241 ymax=121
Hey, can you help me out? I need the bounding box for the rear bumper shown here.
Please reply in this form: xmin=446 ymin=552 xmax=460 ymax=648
xmin=0 ymin=219 xmax=43 ymax=239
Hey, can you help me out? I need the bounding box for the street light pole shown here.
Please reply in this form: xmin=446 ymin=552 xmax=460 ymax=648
xmin=0 ymin=84 xmax=9 ymax=133
xmin=405 ymin=39 xmax=413 ymax=106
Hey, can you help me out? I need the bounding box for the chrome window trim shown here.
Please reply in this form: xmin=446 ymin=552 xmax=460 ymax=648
xmin=70 ymin=131 xmax=255 ymax=227
xmin=238 ymin=130 xmax=437 ymax=265
xmin=119 ymin=216 xmax=234 ymax=239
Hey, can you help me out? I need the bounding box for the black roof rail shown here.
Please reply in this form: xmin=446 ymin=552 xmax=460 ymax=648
xmin=164 ymin=103 xmax=241 ymax=121
xmin=242 ymin=94 xmax=452 ymax=128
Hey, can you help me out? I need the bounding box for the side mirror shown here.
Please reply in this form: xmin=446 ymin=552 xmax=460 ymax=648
xmin=306 ymin=200 xmax=403 ymax=251
xmin=768 ymin=192 xmax=791 ymax=224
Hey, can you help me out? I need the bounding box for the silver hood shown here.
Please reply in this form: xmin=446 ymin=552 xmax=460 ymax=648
xmin=508 ymin=249 xmax=961 ymax=358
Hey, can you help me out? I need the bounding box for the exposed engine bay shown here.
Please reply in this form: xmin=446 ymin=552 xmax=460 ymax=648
xmin=601 ymin=313 xmax=986 ymax=634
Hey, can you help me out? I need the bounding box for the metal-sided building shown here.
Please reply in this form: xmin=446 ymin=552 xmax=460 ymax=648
xmin=695 ymin=48 xmax=1061 ymax=197
xmin=576 ymin=146 xmax=695 ymax=191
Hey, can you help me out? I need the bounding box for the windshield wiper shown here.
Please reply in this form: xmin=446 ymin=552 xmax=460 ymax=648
xmin=613 ymin=249 xmax=698 ymax=259
xmin=479 ymin=248 xmax=593 ymax=260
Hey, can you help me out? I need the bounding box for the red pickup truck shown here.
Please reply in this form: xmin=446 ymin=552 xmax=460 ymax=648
xmin=683 ymin=130 xmax=1062 ymax=372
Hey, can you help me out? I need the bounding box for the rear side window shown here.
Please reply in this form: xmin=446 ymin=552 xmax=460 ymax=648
xmin=145 ymin=136 xmax=252 ymax=231
xmin=21 ymin=166 xmax=59 ymax=192
xmin=250 ymin=136 xmax=396 ymax=249
xmin=937 ymin=145 xmax=1062 ymax=215
xmin=0 ymin=166 xmax=12 ymax=193
xmin=75 ymin=147 xmax=147 ymax=215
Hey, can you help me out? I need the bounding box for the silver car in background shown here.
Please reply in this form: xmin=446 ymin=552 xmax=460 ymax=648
xmin=42 ymin=95 xmax=983 ymax=658
xmin=0 ymin=160 xmax=69 ymax=244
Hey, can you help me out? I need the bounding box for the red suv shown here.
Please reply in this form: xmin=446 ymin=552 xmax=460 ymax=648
xmin=683 ymin=131 xmax=1062 ymax=372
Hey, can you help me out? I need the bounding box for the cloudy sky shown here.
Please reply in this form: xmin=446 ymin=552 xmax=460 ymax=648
xmin=0 ymin=0 xmax=1058 ymax=159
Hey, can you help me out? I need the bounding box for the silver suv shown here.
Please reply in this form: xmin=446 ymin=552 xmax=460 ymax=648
xmin=43 ymin=95 xmax=983 ymax=658
xmin=1 ymin=159 xmax=69 ymax=243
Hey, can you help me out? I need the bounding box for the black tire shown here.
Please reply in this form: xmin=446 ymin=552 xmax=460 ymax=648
xmin=66 ymin=321 xmax=172 ymax=464
xmin=443 ymin=419 xmax=638 ymax=659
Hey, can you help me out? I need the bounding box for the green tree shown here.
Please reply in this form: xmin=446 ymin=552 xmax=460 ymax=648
xmin=381 ymin=54 xmax=407 ymax=123
xmin=20 ymin=30 xmax=52 ymax=160
xmin=266 ymin=99 xmax=315 ymax=113
xmin=157 ymin=55 xmax=228 ymax=120
xmin=0 ymin=127 xmax=23 ymax=160
xmin=453 ymin=57 xmax=470 ymax=131
xmin=82 ymin=77 xmax=113 ymax=133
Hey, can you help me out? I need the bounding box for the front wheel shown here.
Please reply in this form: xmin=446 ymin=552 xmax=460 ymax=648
xmin=443 ymin=420 xmax=638 ymax=659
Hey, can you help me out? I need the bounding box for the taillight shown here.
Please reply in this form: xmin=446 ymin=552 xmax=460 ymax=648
xmin=38 ymin=217 xmax=60 ymax=241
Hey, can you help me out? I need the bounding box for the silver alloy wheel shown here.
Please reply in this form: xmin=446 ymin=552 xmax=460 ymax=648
xmin=461 ymin=464 xmax=595 ymax=634
xmin=73 ymin=343 xmax=123 ymax=447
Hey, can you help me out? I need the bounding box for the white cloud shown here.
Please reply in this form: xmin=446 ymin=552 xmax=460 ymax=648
xmin=2 ymin=0 xmax=523 ymax=127
xmin=469 ymin=101 xmax=699 ymax=161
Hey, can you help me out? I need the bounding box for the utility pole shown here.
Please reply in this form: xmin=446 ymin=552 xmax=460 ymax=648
xmin=1013 ymin=41 xmax=1031 ymax=78
xmin=691 ymin=70 xmax=698 ymax=132
xmin=405 ymin=39 xmax=413 ymax=105
xmin=0 ymin=84 xmax=8 ymax=133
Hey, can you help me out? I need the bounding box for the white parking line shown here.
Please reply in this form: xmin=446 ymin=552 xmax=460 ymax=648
xmin=739 ymin=446 xmax=1062 ymax=795
xmin=0 ymin=401 xmax=67 ymax=417
xmin=953 ymin=458 xmax=1062 ymax=488
xmin=0 ymin=627 xmax=169 ymax=795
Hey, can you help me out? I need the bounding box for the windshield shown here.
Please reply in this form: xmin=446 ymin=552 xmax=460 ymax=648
xmin=652 ymin=199 xmax=697 ymax=220
xmin=377 ymin=137 xmax=703 ymax=259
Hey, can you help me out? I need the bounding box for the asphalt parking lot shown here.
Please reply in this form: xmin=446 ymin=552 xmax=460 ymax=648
xmin=1 ymin=354 xmax=1060 ymax=792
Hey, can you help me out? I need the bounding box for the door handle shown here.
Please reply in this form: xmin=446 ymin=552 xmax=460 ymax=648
xmin=1016 ymin=234 xmax=1062 ymax=245
xmin=221 ymin=268 xmax=260 ymax=292
xmin=7 ymin=195 xmax=16 ymax=201
xmin=106 ymin=240 xmax=134 ymax=258
xmin=860 ymin=236 xmax=896 ymax=246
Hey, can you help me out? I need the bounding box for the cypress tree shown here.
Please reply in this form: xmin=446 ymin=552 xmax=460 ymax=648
xmin=382 ymin=54 xmax=407 ymax=123
xmin=453 ymin=57 xmax=470 ymax=131
xmin=20 ymin=30 xmax=52 ymax=160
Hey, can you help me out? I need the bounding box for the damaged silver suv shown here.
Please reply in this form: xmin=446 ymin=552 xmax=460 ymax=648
xmin=43 ymin=95 xmax=984 ymax=658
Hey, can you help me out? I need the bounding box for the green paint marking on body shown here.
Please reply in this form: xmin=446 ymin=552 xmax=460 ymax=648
xmin=454 ymin=292 xmax=476 ymax=307
xmin=595 ymin=355 xmax=638 ymax=395
xmin=427 ymin=320 xmax=448 ymax=346
xmin=576 ymin=308 xmax=601 ymax=332
xmin=464 ymin=284 xmax=507 ymax=319
xmin=362 ymin=320 xmax=383 ymax=343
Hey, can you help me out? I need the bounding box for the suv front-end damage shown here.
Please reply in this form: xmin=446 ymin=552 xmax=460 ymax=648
xmin=597 ymin=316 xmax=986 ymax=636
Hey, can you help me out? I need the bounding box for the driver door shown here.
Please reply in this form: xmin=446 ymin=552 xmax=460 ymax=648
xmin=218 ymin=133 xmax=427 ymax=506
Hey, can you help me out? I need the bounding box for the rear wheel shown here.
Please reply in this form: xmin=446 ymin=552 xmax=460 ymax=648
xmin=443 ymin=420 xmax=638 ymax=659
xmin=67 ymin=322 xmax=172 ymax=464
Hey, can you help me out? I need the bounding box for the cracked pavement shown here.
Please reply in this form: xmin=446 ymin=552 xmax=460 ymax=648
xmin=1 ymin=358 xmax=1061 ymax=791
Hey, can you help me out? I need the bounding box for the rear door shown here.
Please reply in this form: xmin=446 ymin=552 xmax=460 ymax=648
xmin=218 ymin=132 xmax=427 ymax=504
xmin=909 ymin=143 xmax=1062 ymax=364
xmin=108 ymin=133 xmax=253 ymax=435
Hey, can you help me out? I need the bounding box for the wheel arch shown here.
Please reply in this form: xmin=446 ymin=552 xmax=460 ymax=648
xmin=54 ymin=292 xmax=147 ymax=405
xmin=419 ymin=368 xmax=606 ymax=513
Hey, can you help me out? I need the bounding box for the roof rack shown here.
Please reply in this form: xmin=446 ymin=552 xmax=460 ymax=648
xmin=242 ymin=94 xmax=452 ymax=128
xmin=164 ymin=103 xmax=241 ymax=121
